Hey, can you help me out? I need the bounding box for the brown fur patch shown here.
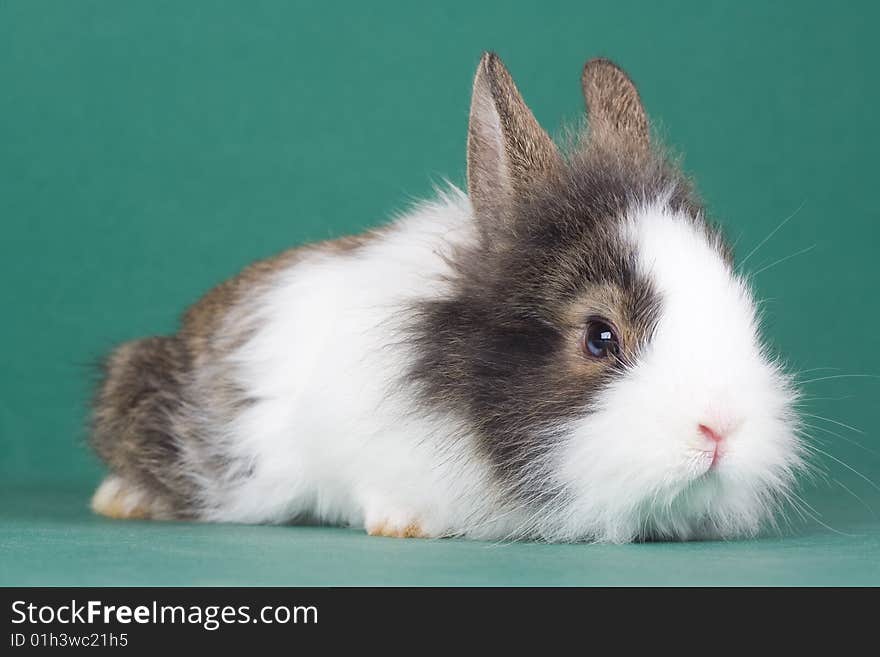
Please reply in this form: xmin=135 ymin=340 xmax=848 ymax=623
xmin=91 ymin=336 xmax=198 ymax=515
xmin=582 ymin=58 xmax=650 ymax=153
xmin=560 ymin=282 xmax=660 ymax=376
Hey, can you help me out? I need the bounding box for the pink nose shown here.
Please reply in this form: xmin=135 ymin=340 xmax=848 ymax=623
xmin=698 ymin=423 xmax=724 ymax=443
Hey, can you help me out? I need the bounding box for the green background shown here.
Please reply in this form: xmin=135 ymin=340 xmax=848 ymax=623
xmin=2 ymin=1 xmax=879 ymax=585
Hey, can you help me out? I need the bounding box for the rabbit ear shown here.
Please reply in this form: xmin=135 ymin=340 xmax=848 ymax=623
xmin=467 ymin=53 xmax=561 ymax=221
xmin=581 ymin=58 xmax=649 ymax=152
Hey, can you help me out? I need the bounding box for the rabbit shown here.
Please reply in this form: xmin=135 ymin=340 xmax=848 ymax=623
xmin=89 ymin=53 xmax=803 ymax=543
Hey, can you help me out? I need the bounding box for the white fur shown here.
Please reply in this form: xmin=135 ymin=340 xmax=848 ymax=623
xmin=190 ymin=190 xmax=801 ymax=542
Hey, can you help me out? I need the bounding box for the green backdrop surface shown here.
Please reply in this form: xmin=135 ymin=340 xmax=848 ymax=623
xmin=2 ymin=1 xmax=879 ymax=585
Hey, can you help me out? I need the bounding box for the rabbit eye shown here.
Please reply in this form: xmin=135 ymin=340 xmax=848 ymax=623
xmin=583 ymin=318 xmax=620 ymax=359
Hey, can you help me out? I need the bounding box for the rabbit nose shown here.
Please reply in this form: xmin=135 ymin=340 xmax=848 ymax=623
xmin=698 ymin=423 xmax=724 ymax=443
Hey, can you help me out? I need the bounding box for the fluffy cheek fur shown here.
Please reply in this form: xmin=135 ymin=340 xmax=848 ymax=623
xmin=553 ymin=364 xmax=801 ymax=543
xmin=548 ymin=205 xmax=804 ymax=543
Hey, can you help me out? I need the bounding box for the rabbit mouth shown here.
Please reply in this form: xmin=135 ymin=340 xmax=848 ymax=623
xmin=676 ymin=447 xmax=724 ymax=485
xmin=698 ymin=448 xmax=721 ymax=474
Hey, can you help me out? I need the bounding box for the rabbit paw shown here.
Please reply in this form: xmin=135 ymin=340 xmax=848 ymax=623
xmin=91 ymin=475 xmax=165 ymax=520
xmin=363 ymin=502 xmax=439 ymax=538
xmin=366 ymin=518 xmax=429 ymax=538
